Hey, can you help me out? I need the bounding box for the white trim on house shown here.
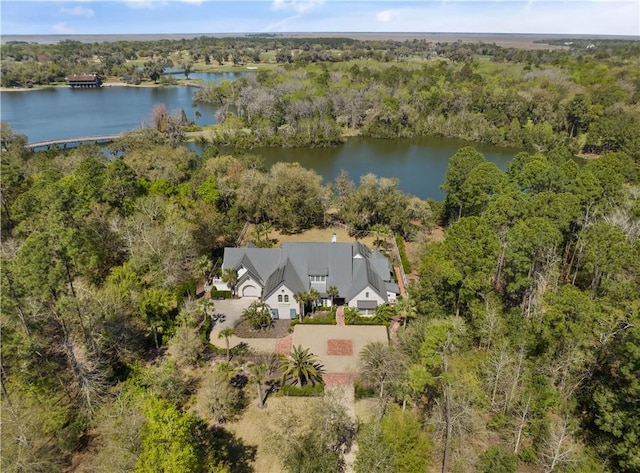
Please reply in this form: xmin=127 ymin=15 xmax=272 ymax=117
xmin=263 ymin=284 xmax=298 ymax=319
xmin=238 ymin=276 xmax=261 ymax=297
xmin=221 ymin=242 xmax=399 ymax=311
xmin=348 ymin=286 xmax=385 ymax=315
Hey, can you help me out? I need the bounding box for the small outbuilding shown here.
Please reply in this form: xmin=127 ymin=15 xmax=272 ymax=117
xmin=67 ymin=74 xmax=102 ymax=88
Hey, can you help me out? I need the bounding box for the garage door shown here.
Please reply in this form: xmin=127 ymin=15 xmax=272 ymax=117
xmin=242 ymin=285 xmax=261 ymax=297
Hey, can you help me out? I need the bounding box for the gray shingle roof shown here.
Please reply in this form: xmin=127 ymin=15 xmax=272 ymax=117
xmin=223 ymin=247 xmax=281 ymax=282
xmin=223 ymin=242 xmax=397 ymax=303
xmin=346 ymin=258 xmax=388 ymax=302
xmin=263 ymin=258 xmax=307 ymax=299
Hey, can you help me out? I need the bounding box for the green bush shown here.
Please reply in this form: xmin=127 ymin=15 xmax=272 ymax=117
xmin=280 ymin=383 xmax=324 ymax=397
xmin=199 ymin=314 xmax=214 ymax=345
xmin=175 ymin=277 xmax=197 ymax=307
xmin=354 ymin=381 xmax=376 ymax=399
xmin=487 ymin=412 xmax=510 ymax=431
xmin=517 ymin=446 xmax=538 ymax=465
xmin=396 ymin=234 xmax=412 ymax=274
xmin=209 ymin=290 xmax=231 ymax=300
xmin=349 ymin=317 xmax=387 ymax=326
xmin=479 ymin=446 xmax=518 ymax=473
xmin=300 ymin=314 xmax=336 ymax=325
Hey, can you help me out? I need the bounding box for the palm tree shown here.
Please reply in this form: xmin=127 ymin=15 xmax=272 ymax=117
xmin=359 ymin=341 xmax=403 ymax=420
xmin=396 ymin=296 xmax=417 ymax=328
xmin=218 ymin=327 xmax=235 ymax=361
xmin=195 ymin=255 xmax=213 ymax=282
xmin=221 ymin=268 xmax=238 ymax=297
xmin=248 ymin=363 xmax=268 ymax=408
xmin=373 ymin=303 xmax=396 ymax=324
xmin=281 ymin=345 xmax=324 ymax=387
xmin=344 ymin=307 xmax=361 ymax=325
xmin=294 ymin=291 xmax=309 ymax=322
xmin=308 ymin=288 xmax=320 ymax=314
xmin=327 ymin=286 xmax=339 ymax=306
xmin=241 ymin=301 xmax=272 ymax=331
xmin=360 ymin=341 xmax=393 ymax=401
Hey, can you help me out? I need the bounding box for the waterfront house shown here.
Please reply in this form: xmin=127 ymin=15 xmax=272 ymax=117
xmin=67 ymin=74 xmax=102 ymax=88
xmin=214 ymin=241 xmax=400 ymax=319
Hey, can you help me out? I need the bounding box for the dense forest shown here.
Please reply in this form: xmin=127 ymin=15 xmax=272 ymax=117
xmin=1 ymin=35 xmax=640 ymax=473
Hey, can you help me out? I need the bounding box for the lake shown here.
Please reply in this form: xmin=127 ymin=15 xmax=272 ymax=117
xmin=1 ymin=74 xmax=516 ymax=200
xmin=249 ymin=137 xmax=515 ymax=200
xmin=0 ymin=72 xmax=247 ymax=143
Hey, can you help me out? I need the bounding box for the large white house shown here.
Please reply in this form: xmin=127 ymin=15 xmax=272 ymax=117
xmin=214 ymin=241 xmax=400 ymax=319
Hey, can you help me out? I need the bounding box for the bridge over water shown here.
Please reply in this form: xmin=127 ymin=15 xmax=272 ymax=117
xmin=25 ymin=131 xmax=208 ymax=151
xmin=26 ymin=134 xmax=123 ymax=151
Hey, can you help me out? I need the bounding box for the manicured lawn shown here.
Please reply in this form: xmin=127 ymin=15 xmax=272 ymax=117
xmin=261 ymin=226 xmax=377 ymax=249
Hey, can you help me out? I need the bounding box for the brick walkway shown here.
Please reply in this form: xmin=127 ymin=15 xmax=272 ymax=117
xmin=394 ymin=266 xmax=407 ymax=297
xmin=323 ymin=372 xmax=355 ymax=387
xmin=274 ymin=334 xmax=293 ymax=355
xmin=336 ymin=306 xmax=345 ymax=326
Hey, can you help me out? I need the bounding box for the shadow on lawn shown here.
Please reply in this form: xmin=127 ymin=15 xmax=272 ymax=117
xmin=209 ymin=426 xmax=258 ymax=473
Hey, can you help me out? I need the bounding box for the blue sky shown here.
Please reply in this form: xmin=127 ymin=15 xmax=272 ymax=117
xmin=1 ymin=0 xmax=639 ymax=36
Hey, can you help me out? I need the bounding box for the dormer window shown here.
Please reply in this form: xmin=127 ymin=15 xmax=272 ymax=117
xmin=310 ymin=275 xmax=327 ymax=283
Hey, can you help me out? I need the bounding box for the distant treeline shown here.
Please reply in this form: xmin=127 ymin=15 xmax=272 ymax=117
xmin=2 ymin=34 xmax=639 ymax=87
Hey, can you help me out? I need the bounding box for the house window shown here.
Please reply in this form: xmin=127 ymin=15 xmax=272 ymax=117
xmin=284 ymin=295 xmax=289 ymax=302
xmin=278 ymin=295 xmax=283 ymax=302
xmin=365 ymin=291 xmax=370 ymax=298
xmin=309 ymin=275 xmax=327 ymax=283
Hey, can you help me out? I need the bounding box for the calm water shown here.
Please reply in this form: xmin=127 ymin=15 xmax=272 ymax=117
xmin=227 ymin=137 xmax=515 ymax=200
xmin=2 ymin=75 xmax=516 ymax=200
xmin=0 ymin=72 xmax=246 ymax=143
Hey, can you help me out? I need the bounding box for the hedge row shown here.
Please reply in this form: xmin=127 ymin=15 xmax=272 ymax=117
xmin=210 ymin=290 xmax=232 ymax=300
xmin=396 ymin=234 xmax=412 ymax=274
xmin=280 ymin=383 xmax=324 ymax=397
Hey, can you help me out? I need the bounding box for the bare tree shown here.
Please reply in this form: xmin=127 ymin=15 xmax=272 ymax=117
xmin=540 ymin=414 xmax=577 ymax=472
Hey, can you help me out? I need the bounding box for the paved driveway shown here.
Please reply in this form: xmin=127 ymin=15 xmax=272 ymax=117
xmin=209 ymin=298 xmax=281 ymax=352
xmin=210 ymin=297 xmax=255 ymax=330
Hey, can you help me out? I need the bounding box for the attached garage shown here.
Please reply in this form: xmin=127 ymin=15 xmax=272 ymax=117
xmin=242 ymin=284 xmax=261 ymax=297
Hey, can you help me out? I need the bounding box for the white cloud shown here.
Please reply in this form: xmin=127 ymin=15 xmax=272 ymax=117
xmin=51 ymin=22 xmax=74 ymax=33
xmin=61 ymin=5 xmax=94 ymax=17
xmin=123 ymin=0 xmax=157 ymax=9
xmin=272 ymin=0 xmax=324 ymax=14
xmin=122 ymin=0 xmax=203 ymax=9
xmin=375 ymin=9 xmax=397 ymax=23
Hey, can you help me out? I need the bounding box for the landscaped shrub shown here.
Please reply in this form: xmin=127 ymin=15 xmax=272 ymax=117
xmin=396 ymin=234 xmax=412 ymax=274
xmin=346 ymin=315 xmax=388 ymax=326
xmin=280 ymin=383 xmax=324 ymax=397
xmin=209 ymin=289 xmax=232 ymax=300
xmin=300 ymin=314 xmax=336 ymax=325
